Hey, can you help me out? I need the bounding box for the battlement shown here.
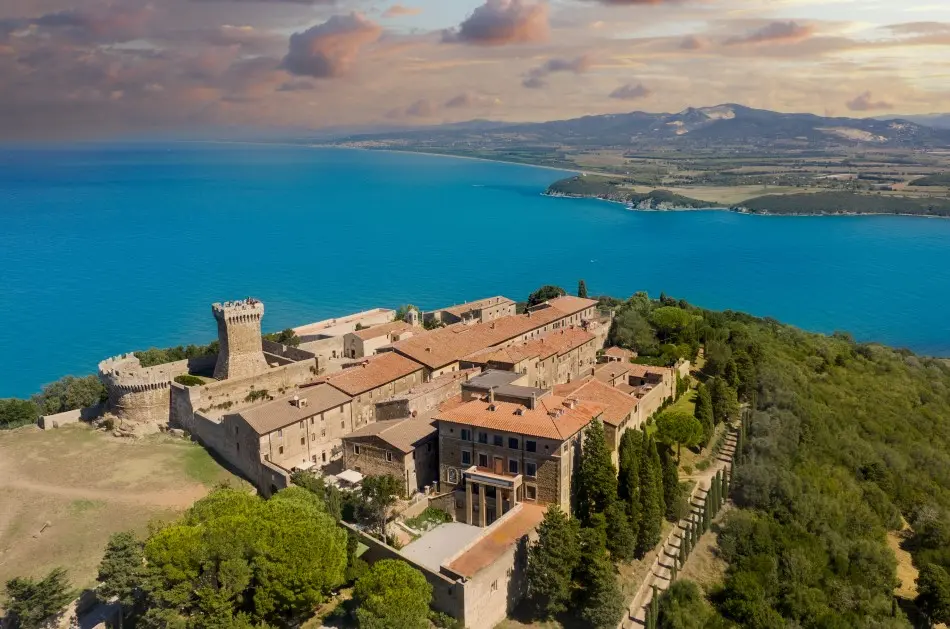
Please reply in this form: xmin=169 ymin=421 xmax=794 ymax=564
xmin=212 ymin=298 xmax=265 ymax=323
xmin=98 ymin=353 xmax=182 ymax=392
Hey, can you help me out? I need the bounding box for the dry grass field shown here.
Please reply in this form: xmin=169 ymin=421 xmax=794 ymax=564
xmin=0 ymin=424 xmax=246 ymax=590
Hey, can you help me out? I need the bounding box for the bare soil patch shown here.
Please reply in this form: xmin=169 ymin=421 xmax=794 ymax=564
xmin=0 ymin=424 xmax=245 ymax=589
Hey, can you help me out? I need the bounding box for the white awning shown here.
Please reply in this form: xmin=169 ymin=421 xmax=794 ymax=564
xmin=337 ymin=469 xmax=364 ymax=485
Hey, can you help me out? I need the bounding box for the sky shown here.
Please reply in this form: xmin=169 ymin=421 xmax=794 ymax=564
xmin=1 ymin=0 xmax=949 ymax=139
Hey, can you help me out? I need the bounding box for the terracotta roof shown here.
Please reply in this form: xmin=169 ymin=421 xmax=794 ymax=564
xmin=465 ymin=327 xmax=595 ymax=365
xmin=392 ymin=310 xmax=567 ymax=370
xmin=435 ymin=396 xmax=605 ymax=440
xmin=593 ymin=362 xmax=631 ymax=383
xmin=343 ymin=416 xmax=437 ymax=453
xmin=539 ymin=295 xmax=599 ymax=316
xmin=234 ymin=384 xmax=352 ymax=435
xmin=350 ymin=321 xmax=413 ymax=341
xmin=553 ymin=378 xmax=637 ymax=427
xmin=627 ymin=364 xmax=671 ymax=378
xmin=604 ymin=346 xmax=635 ymax=359
xmin=440 ymin=296 xmax=514 ymax=317
xmin=445 ymin=503 xmax=547 ymax=578
xmin=378 ymin=368 xmax=478 ymax=403
xmin=325 ymin=352 xmax=424 ymax=396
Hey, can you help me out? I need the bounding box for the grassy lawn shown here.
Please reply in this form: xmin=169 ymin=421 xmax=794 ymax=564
xmin=0 ymin=424 xmax=246 ymax=589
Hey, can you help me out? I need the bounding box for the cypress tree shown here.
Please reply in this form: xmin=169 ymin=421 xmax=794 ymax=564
xmin=694 ymin=383 xmax=715 ymax=449
xmin=578 ymin=279 xmax=588 ymax=299
xmin=525 ymin=505 xmax=580 ymax=618
xmin=605 ymin=501 xmax=636 ymax=561
xmin=659 ymin=444 xmax=680 ymax=522
xmin=574 ymin=420 xmax=618 ymax=526
xmin=635 ymin=436 xmax=664 ymax=558
xmin=618 ymin=429 xmax=643 ymax=539
xmin=576 ymin=526 xmax=624 ymax=629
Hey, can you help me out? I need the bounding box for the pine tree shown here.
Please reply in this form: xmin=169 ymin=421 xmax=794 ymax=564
xmin=525 ymin=505 xmax=580 ymax=618
xmin=618 ymin=429 xmax=643 ymax=535
xmin=695 ymin=383 xmax=715 ymax=449
xmin=578 ymin=279 xmax=588 ymax=299
xmin=576 ymin=526 xmax=624 ymax=629
xmin=659 ymin=445 xmax=680 ymax=522
xmin=636 ymin=436 xmax=664 ymax=557
xmin=575 ymin=420 xmax=618 ymax=525
xmin=2 ymin=568 xmax=74 ymax=629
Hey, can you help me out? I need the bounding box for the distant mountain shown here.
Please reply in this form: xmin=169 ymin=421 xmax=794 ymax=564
xmin=878 ymin=114 xmax=950 ymax=130
xmin=332 ymin=104 xmax=950 ymax=152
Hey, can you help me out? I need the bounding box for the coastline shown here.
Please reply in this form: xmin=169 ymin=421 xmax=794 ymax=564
xmin=318 ymin=144 xmax=582 ymax=175
xmin=543 ymin=192 xmax=950 ymax=220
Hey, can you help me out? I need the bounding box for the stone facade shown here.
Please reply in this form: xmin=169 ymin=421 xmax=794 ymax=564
xmin=213 ymin=299 xmax=269 ymax=380
xmin=342 ymin=432 xmax=438 ymax=496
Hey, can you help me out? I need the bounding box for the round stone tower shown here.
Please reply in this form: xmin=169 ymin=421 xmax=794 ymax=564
xmin=98 ymin=354 xmax=177 ymax=425
xmin=212 ymin=298 xmax=268 ymax=380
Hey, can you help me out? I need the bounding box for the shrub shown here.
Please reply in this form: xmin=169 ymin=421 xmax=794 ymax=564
xmin=173 ymin=374 xmax=204 ymax=387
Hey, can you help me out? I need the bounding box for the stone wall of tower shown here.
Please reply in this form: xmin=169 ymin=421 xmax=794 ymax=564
xmin=213 ymin=299 xmax=269 ymax=380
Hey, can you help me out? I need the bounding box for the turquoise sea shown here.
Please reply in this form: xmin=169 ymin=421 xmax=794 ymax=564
xmin=2 ymin=142 xmax=950 ymax=397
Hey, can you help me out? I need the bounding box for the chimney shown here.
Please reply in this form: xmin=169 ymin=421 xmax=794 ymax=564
xmin=514 ymin=407 xmax=525 ymax=416
xmin=488 ymin=388 xmax=495 ymax=403
xmin=590 ymin=366 xmax=596 ymax=377
xmin=488 ymin=403 xmax=497 ymax=412
xmin=291 ymin=394 xmax=300 ymax=407
xmin=563 ymin=398 xmax=577 ymax=410
xmin=528 ymin=393 xmax=537 ymax=410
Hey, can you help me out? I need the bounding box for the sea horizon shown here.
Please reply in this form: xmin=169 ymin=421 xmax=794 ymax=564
xmin=2 ymin=141 xmax=950 ymax=398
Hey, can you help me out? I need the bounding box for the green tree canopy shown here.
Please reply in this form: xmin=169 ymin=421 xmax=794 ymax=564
xmin=636 ymin=436 xmax=665 ymax=557
xmin=527 ymin=285 xmax=566 ymax=308
xmin=574 ymin=420 xmax=618 ymax=525
xmin=657 ymin=580 xmax=718 ymax=629
xmin=575 ymin=526 xmax=624 ymax=629
xmin=617 ymin=429 xmax=643 ymax=535
xmin=708 ymin=377 xmax=739 ymax=426
xmin=353 ymin=560 xmax=432 ymax=629
xmin=694 ymin=384 xmax=715 ymax=448
xmin=97 ymin=531 xmax=146 ymax=619
xmin=525 ymin=505 xmax=580 ymax=618
xmin=142 ymin=486 xmax=347 ymax=627
xmin=263 ymin=328 xmax=301 ymax=347
xmin=358 ymin=475 xmax=403 ymax=539
xmin=609 ymin=308 xmax=659 ymax=355
xmin=31 ymin=375 xmax=106 ymax=415
xmin=0 ymin=399 xmax=38 ymax=430
xmin=655 ymin=410 xmax=704 ymax=460
xmin=394 ymin=305 xmax=420 ymax=322
xmin=2 ymin=568 xmax=74 ymax=629
xmin=917 ymin=563 xmax=950 ymax=627
xmin=650 ymin=307 xmax=694 ymax=343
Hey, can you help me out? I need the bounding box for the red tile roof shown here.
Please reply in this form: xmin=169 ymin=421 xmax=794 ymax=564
xmin=445 ymin=503 xmax=547 ymax=578
xmin=465 ymin=326 xmax=595 ymax=365
xmin=325 ymin=352 xmax=424 ymax=396
xmin=553 ymin=377 xmax=637 ymax=427
xmin=350 ymin=320 xmax=413 ymax=341
xmin=435 ymin=396 xmax=605 ymax=440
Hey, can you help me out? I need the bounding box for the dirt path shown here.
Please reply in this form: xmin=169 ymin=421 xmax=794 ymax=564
xmin=619 ymin=427 xmax=737 ymax=628
xmin=4 ymin=478 xmax=207 ymax=509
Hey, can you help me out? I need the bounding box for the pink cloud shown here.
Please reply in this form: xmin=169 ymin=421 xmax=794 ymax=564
xmin=609 ymin=83 xmax=651 ymax=100
xmin=726 ymin=21 xmax=814 ymax=46
xmin=383 ymin=4 xmax=423 ymax=18
xmin=846 ymin=91 xmax=893 ymax=112
xmin=282 ymin=13 xmax=382 ymax=78
xmin=442 ymin=0 xmax=549 ymax=46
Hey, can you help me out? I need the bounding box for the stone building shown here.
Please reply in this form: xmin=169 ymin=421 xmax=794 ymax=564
xmin=219 ymin=384 xmax=353 ymax=490
xmin=212 ymin=298 xmax=269 ymax=380
xmin=323 ymin=352 xmax=425 ymax=427
xmin=374 ymin=369 xmax=477 ymax=422
xmin=554 ymin=377 xmax=640 ymax=465
xmin=294 ymin=308 xmax=396 ymax=363
xmin=435 ymin=395 xmax=606 ymax=525
xmin=392 ymin=296 xmax=600 ymax=380
xmin=463 ymin=327 xmax=597 ymax=389
xmin=424 ymin=296 xmax=517 ymax=326
xmin=341 ymin=415 xmax=439 ymax=496
xmin=342 ymin=321 xmax=416 ymax=359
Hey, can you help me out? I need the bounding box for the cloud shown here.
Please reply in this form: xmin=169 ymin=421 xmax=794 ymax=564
xmin=383 ymin=4 xmax=423 ymax=18
xmin=609 ymin=82 xmax=651 ymax=100
xmin=0 ymin=5 xmax=153 ymax=44
xmin=522 ymin=54 xmax=592 ymax=88
xmin=444 ymin=91 xmax=497 ymax=108
xmin=442 ymin=0 xmax=549 ymax=46
xmin=282 ymin=13 xmax=382 ymax=78
xmin=192 ymin=0 xmax=334 ymax=4
xmin=726 ymin=21 xmax=814 ymax=46
xmin=846 ymin=91 xmax=893 ymax=112
xmin=679 ymin=35 xmax=707 ymax=50
xmin=277 ymin=80 xmax=315 ymax=91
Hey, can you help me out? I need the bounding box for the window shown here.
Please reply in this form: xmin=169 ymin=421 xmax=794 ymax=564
xmin=493 ymin=435 xmax=503 ymax=447
xmin=278 ymin=446 xmax=284 ymax=455
xmin=264 ymin=454 xmax=270 ymax=462
xmin=526 ymin=440 xmax=537 ymax=453
xmin=448 ymin=468 xmax=458 ymax=483
xmin=310 ymin=417 xmax=314 ymax=424
xmin=277 ymin=429 xmax=283 ymax=438
xmin=312 ymin=455 xmax=317 ymax=463
xmin=526 ymin=462 xmax=537 ymax=477
xmin=300 ymin=437 xmax=305 ymax=445
xmin=526 ymin=485 xmax=537 ymax=500
xmin=354 ymin=445 xmax=361 ymax=455
xmin=311 ymin=433 xmax=316 ymax=441
xmin=386 ymin=451 xmax=393 ymax=462
xmin=478 ymin=432 xmax=488 ymax=444
xmin=461 ymin=451 xmax=472 ymax=465
xmin=322 ymin=429 xmax=326 ymax=437
xmin=299 ymin=420 xmax=305 ymax=429
xmin=508 ymin=437 xmax=519 ymax=450
xmin=236 ymin=443 xmax=240 ymax=452
xmin=490 ymin=580 xmax=498 ymax=592
xmin=461 ymin=429 xmax=473 ymax=441
xmin=322 ymin=452 xmax=327 ymax=463
xmin=234 ymin=426 xmax=238 ymax=435
xmin=478 ymin=453 xmax=489 ymax=468
xmin=508 ymin=459 xmax=519 ymax=474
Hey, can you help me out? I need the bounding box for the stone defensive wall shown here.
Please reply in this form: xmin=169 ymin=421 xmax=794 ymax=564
xmin=98 ymin=354 xmax=216 ymax=424
xmin=262 ymin=340 xmax=319 ymax=367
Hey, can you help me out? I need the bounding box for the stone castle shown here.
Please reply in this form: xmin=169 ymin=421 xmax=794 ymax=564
xmin=212 ymin=299 xmax=268 ymax=380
